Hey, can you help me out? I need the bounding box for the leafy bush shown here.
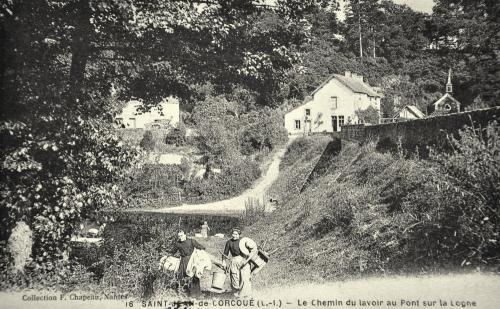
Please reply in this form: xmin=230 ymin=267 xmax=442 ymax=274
xmin=0 ymin=119 xmax=139 ymax=265
xmin=165 ymin=124 xmax=187 ymax=146
xmin=336 ymin=122 xmax=500 ymax=269
xmin=240 ymin=108 xmax=288 ymax=155
xmin=424 ymin=122 xmax=500 ymax=265
xmin=139 ymin=130 xmax=155 ymax=151
xmin=355 ymin=106 xmax=380 ymax=124
xmin=125 ymin=165 xmax=184 ymax=197
xmin=99 ymin=221 xmax=179 ymax=299
xmin=0 ymin=255 xmax=98 ymax=292
xmin=184 ymin=158 xmax=261 ymax=202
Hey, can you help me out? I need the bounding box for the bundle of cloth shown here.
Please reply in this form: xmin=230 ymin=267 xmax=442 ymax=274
xmin=158 ymin=248 xmax=212 ymax=278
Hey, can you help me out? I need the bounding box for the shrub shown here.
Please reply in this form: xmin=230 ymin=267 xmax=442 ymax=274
xmin=0 ymin=257 xmax=98 ymax=292
xmin=120 ymin=164 xmax=186 ymax=208
xmin=360 ymin=122 xmax=500 ymax=268
xmin=240 ymin=108 xmax=288 ymax=155
xmin=165 ymin=124 xmax=187 ymax=146
xmin=355 ymin=106 xmax=380 ymax=124
xmin=425 ymin=122 xmax=500 ymax=265
xmin=139 ymin=130 xmax=155 ymax=151
xmin=183 ymin=158 xmax=261 ymax=202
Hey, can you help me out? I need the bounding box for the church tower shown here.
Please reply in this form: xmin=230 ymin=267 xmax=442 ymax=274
xmin=446 ymin=68 xmax=453 ymax=93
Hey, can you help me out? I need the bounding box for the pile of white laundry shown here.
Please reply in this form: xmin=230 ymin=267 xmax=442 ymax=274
xmin=158 ymin=248 xmax=212 ymax=278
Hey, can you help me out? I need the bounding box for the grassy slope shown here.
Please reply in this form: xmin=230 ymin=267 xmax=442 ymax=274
xmin=245 ymin=135 xmax=346 ymax=287
xmin=245 ymin=135 xmax=490 ymax=289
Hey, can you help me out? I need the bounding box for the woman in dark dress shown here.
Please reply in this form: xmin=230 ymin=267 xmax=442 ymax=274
xmin=174 ymin=230 xmax=206 ymax=297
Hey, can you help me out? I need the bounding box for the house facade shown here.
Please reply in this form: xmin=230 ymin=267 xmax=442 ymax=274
xmin=284 ymin=71 xmax=382 ymax=134
xmin=115 ymin=97 xmax=180 ymax=129
xmin=397 ymin=105 xmax=425 ymax=120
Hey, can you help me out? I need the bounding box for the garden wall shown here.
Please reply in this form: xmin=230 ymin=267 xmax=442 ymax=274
xmin=108 ymin=211 xmax=241 ymax=235
xmin=340 ymin=107 xmax=500 ymax=153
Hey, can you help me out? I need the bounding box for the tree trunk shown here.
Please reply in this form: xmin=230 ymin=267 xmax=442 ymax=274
xmin=358 ymin=2 xmax=363 ymax=58
xmin=68 ymin=0 xmax=92 ymax=104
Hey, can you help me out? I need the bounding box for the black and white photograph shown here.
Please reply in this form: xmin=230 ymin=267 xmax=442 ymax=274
xmin=1 ymin=0 xmax=499 ymax=308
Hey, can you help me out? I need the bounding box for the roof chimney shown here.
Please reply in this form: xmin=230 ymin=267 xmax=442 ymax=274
xmin=351 ymin=73 xmax=364 ymax=82
xmin=345 ymin=71 xmax=351 ymax=77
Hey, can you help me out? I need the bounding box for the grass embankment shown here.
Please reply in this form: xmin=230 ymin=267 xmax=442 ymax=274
xmin=246 ymin=128 xmax=500 ymax=288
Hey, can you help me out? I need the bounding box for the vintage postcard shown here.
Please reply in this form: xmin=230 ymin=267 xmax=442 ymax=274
xmin=1 ymin=0 xmax=499 ymax=308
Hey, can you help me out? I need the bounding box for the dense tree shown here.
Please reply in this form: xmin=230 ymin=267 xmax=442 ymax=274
xmin=191 ymin=95 xmax=241 ymax=171
xmin=429 ymin=0 xmax=500 ymax=105
xmin=343 ymin=0 xmax=381 ymax=58
xmin=0 ymin=0 xmax=331 ymax=266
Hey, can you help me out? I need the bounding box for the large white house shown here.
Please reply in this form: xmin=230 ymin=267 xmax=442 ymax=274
xmin=284 ymin=71 xmax=382 ymax=134
xmin=115 ymin=97 xmax=180 ymax=129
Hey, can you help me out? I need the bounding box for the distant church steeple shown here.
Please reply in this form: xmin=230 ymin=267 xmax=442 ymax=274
xmin=446 ymin=68 xmax=453 ymax=93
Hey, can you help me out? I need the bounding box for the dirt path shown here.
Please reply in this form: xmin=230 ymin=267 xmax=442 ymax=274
xmin=132 ymin=136 xmax=297 ymax=216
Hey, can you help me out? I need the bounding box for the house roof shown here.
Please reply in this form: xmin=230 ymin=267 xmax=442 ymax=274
xmin=333 ymin=74 xmax=381 ymax=97
xmin=284 ymin=73 xmax=382 ymax=115
xmin=432 ymin=93 xmax=461 ymax=107
xmin=310 ymin=74 xmax=381 ymax=98
xmin=396 ymin=105 xmax=425 ymax=119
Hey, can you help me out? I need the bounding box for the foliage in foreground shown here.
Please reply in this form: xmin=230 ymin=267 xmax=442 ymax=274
xmin=0 ymin=119 xmax=139 ymax=265
xmin=1 ymin=214 xmax=236 ymax=298
xmin=2 ymin=0 xmax=313 ymax=272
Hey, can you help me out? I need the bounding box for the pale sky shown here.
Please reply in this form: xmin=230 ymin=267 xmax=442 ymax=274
xmin=336 ymin=0 xmax=435 ymax=20
xmin=392 ymin=0 xmax=434 ymax=13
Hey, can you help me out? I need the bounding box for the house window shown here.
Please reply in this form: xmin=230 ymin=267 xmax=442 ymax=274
xmin=305 ymin=109 xmax=311 ymax=116
xmin=332 ymin=116 xmax=338 ymax=132
xmin=330 ymin=97 xmax=338 ymax=109
xmin=339 ymin=116 xmax=345 ymax=128
xmin=154 ymin=119 xmax=162 ymax=123
xmin=295 ymin=120 xmax=301 ymax=130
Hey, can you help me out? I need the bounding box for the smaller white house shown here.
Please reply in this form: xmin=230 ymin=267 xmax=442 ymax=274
xmin=284 ymin=71 xmax=382 ymax=134
xmin=397 ymin=105 xmax=425 ymax=120
xmin=382 ymin=105 xmax=425 ymax=123
xmin=115 ymin=97 xmax=180 ymax=129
